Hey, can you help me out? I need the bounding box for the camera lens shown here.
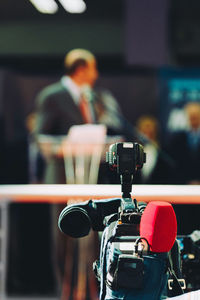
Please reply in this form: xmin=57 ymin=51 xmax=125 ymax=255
xmin=59 ymin=207 xmax=91 ymax=238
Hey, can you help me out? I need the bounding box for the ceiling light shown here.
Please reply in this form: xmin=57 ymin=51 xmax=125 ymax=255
xmin=58 ymin=0 xmax=86 ymax=14
xmin=29 ymin=0 xmax=58 ymax=14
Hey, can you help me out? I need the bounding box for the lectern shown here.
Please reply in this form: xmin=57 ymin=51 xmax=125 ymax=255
xmin=60 ymin=124 xmax=107 ymax=300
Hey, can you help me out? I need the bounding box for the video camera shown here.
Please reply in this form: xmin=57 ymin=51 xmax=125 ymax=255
xmin=58 ymin=142 xmax=184 ymax=300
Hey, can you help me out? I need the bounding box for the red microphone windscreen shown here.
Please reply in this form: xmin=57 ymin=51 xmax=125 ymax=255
xmin=140 ymin=201 xmax=177 ymax=253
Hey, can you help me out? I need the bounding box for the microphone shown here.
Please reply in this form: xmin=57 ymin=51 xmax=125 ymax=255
xmin=58 ymin=198 xmax=121 ymax=238
xmin=140 ymin=201 xmax=177 ymax=253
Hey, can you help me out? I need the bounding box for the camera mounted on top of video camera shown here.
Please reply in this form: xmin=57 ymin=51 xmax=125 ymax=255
xmin=106 ymin=142 xmax=146 ymax=197
xmin=106 ymin=142 xmax=146 ymax=236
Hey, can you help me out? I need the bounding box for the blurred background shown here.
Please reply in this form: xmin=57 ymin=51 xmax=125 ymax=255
xmin=1 ymin=0 xmax=200 ymax=183
xmin=1 ymin=0 xmax=200 ymax=184
xmin=1 ymin=0 xmax=200 ymax=299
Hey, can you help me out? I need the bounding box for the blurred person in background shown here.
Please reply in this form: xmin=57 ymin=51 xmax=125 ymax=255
xmin=167 ymin=101 xmax=200 ymax=185
xmin=34 ymin=48 xmax=129 ymax=185
xmin=134 ymin=115 xmax=175 ymax=184
xmin=167 ymin=101 xmax=200 ymax=235
xmin=34 ymin=48 xmax=131 ymax=299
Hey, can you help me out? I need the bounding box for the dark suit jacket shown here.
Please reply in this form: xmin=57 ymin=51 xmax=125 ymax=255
xmin=167 ymin=130 xmax=200 ymax=184
xmin=166 ymin=130 xmax=200 ymax=235
xmin=35 ymin=80 xmax=126 ymax=183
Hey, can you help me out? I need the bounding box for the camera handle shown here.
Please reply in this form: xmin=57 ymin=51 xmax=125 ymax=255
xmin=119 ymin=172 xmax=141 ymax=224
xmin=120 ymin=172 xmax=134 ymax=199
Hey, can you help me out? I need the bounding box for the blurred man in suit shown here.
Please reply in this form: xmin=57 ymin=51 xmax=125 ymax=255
xmin=134 ymin=115 xmax=174 ymax=184
xmin=34 ymin=49 xmax=130 ymax=299
xmin=34 ymin=48 xmax=127 ymax=184
xmin=167 ymin=101 xmax=200 ymax=235
xmin=168 ymin=101 xmax=200 ymax=185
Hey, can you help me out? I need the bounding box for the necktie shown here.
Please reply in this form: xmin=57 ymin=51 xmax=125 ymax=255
xmin=79 ymin=94 xmax=93 ymax=123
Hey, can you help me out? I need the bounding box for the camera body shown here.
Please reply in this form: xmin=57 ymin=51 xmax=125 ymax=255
xmin=106 ymin=142 xmax=146 ymax=175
